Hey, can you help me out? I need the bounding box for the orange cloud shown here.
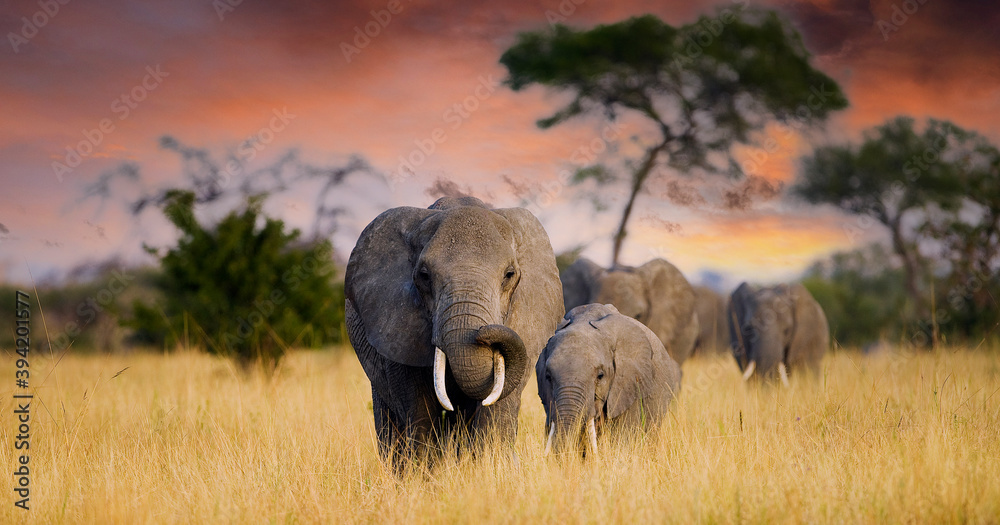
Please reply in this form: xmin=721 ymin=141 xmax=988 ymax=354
xmin=628 ymin=211 xmax=851 ymax=282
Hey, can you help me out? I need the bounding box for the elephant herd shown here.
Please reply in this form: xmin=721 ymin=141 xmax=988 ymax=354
xmin=345 ymin=198 xmax=829 ymax=462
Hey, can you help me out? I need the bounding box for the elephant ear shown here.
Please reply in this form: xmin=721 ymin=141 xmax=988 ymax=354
xmin=494 ymin=208 xmax=565 ymax=372
xmin=636 ymin=259 xmax=696 ymax=357
xmin=728 ymin=282 xmax=753 ymax=365
xmin=536 ymin=336 xmax=555 ymax=425
xmin=560 ymin=257 xmax=606 ymax=312
xmin=787 ymin=283 xmax=830 ymax=365
xmin=344 ymin=206 xmax=438 ymax=367
xmin=596 ymin=313 xmax=661 ymax=420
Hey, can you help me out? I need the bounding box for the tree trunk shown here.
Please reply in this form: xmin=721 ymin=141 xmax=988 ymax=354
xmin=610 ymin=140 xmax=671 ymax=266
xmin=888 ymin=216 xmax=933 ymax=346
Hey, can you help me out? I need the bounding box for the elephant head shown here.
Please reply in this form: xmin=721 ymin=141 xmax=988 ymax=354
xmin=536 ymin=304 xmax=681 ymax=456
xmin=728 ymin=282 xmax=829 ymax=383
xmin=345 ymin=197 xmax=563 ymax=411
xmin=585 ymin=259 xmax=699 ymax=365
xmin=560 ymin=257 xmax=605 ymax=312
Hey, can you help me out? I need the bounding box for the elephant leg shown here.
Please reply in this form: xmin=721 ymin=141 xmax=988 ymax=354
xmin=471 ymin=390 xmax=521 ymax=447
xmin=405 ymin=384 xmax=443 ymax=458
xmin=380 ymin=362 xmax=441 ymax=461
xmin=371 ymin=389 xmax=404 ymax=465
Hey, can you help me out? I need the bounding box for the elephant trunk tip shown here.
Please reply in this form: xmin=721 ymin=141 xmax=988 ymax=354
xmin=546 ymin=417 xmax=598 ymax=458
xmin=475 ymin=324 xmax=527 ymax=402
xmin=435 ymin=323 xmax=526 ymax=406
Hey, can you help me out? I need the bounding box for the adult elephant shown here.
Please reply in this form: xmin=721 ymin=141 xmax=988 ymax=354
xmin=560 ymin=257 xmax=698 ymax=365
xmin=692 ymin=286 xmax=729 ymax=356
xmin=727 ymin=282 xmax=829 ymax=385
xmin=537 ymin=304 xmax=681 ymax=457
xmin=345 ymin=197 xmax=564 ymax=462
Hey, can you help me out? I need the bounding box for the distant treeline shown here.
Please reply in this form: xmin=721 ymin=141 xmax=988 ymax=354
xmin=803 ymin=243 xmax=999 ymax=349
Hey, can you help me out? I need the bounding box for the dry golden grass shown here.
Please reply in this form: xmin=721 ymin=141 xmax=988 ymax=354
xmin=2 ymin=346 xmax=999 ymax=523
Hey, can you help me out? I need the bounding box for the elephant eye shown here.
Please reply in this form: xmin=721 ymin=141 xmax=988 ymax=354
xmin=597 ymin=371 xmax=605 ymax=381
xmin=544 ymin=371 xmax=552 ymax=383
xmin=503 ymin=266 xmax=516 ymax=284
xmin=414 ymin=265 xmax=431 ymax=288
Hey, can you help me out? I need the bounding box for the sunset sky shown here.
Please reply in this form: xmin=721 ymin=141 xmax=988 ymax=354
xmin=1 ymin=0 xmax=998 ymax=287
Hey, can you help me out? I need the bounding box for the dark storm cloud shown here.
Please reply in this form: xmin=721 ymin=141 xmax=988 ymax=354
xmin=777 ymin=0 xmax=875 ymax=58
xmin=776 ymin=0 xmax=1000 ymax=83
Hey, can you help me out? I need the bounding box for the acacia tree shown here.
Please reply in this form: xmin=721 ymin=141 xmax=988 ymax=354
xmin=500 ymin=10 xmax=847 ymax=265
xmin=794 ymin=117 xmax=973 ymax=322
xmin=919 ymin=132 xmax=1000 ymax=337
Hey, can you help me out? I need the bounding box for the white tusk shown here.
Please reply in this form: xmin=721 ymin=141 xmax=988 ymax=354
xmin=544 ymin=424 xmax=555 ymax=455
xmin=434 ymin=347 xmax=454 ymax=411
xmin=742 ymin=360 xmax=756 ymax=381
xmin=778 ymin=362 xmax=789 ymax=387
xmin=481 ymin=353 xmax=505 ymax=406
xmin=587 ymin=418 xmax=598 ymax=456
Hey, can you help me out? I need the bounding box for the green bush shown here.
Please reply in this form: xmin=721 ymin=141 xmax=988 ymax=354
xmin=126 ymin=190 xmax=344 ymax=370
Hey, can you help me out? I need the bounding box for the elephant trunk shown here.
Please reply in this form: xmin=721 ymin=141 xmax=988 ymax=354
xmin=547 ymin=386 xmax=595 ymax=456
xmin=744 ymin=321 xmax=781 ymax=380
xmin=433 ymin=290 xmax=527 ymax=406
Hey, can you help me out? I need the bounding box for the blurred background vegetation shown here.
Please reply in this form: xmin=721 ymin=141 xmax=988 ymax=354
xmin=3 ymin=10 xmax=997 ymax=367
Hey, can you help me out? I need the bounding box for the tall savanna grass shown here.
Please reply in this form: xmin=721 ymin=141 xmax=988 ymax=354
xmin=1 ymin=346 xmax=998 ymax=523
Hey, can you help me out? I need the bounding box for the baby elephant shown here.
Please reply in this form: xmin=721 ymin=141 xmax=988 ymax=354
xmin=536 ymin=304 xmax=681 ymax=456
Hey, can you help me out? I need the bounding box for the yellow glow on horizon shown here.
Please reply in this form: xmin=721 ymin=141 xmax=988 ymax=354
xmin=627 ymin=212 xmax=850 ymax=281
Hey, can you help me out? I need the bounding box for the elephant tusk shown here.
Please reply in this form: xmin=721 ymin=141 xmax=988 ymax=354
xmin=481 ymin=352 xmax=505 ymax=406
xmin=778 ymin=362 xmax=789 ymax=387
xmin=742 ymin=360 xmax=756 ymax=381
xmin=434 ymin=347 xmax=455 ymax=411
xmin=587 ymin=418 xmax=598 ymax=456
xmin=544 ymin=424 xmax=555 ymax=456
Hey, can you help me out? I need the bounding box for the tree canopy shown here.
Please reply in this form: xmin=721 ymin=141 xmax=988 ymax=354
xmin=795 ymin=118 xmax=994 ymax=317
xmin=501 ymin=9 xmax=847 ymax=264
xmin=796 ymin=116 xmax=1000 ymax=344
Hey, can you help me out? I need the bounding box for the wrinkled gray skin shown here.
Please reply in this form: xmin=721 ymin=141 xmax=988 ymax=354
xmin=561 ymin=257 xmax=699 ymax=365
xmin=692 ymin=286 xmax=730 ymax=356
xmin=345 ymin=197 xmax=564 ymax=462
xmin=537 ymin=304 xmax=681 ymax=456
xmin=727 ymin=282 xmax=829 ymax=381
